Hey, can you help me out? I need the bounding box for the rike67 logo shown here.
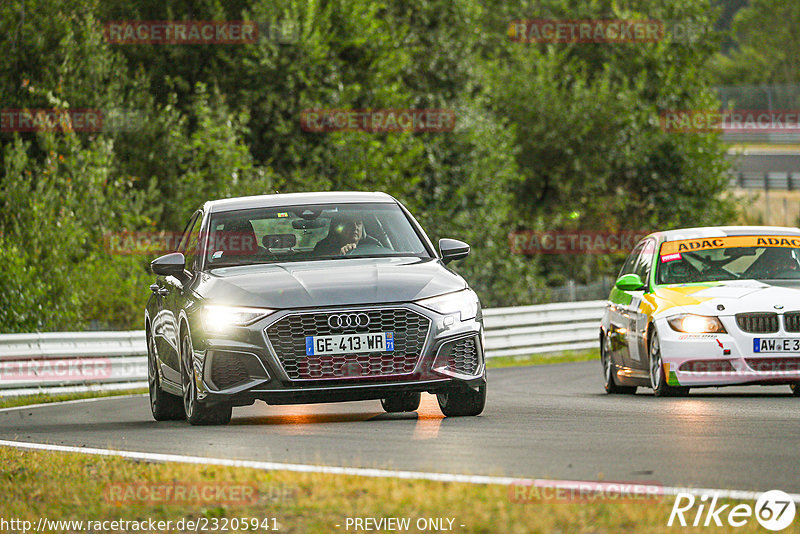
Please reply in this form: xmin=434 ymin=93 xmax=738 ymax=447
xmin=668 ymin=490 xmax=796 ymax=530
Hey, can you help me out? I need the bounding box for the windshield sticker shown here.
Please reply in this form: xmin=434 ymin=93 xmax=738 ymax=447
xmin=660 ymin=235 xmax=800 ymax=255
xmin=277 ymin=212 xmax=289 ymax=218
xmin=660 ymin=252 xmax=682 ymax=262
xmin=212 ymin=250 xmax=223 ymax=259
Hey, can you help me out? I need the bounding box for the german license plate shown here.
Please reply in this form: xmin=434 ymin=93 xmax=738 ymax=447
xmin=305 ymin=332 xmax=394 ymax=356
xmin=753 ymin=338 xmax=800 ymax=353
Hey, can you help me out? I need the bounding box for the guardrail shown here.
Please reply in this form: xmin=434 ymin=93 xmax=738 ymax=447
xmin=0 ymin=300 xmax=606 ymax=396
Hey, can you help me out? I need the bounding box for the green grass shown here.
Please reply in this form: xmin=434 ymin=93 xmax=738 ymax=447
xmin=0 ymin=388 xmax=147 ymax=410
xmin=0 ymin=446 xmax=770 ymax=533
xmin=486 ymin=349 xmax=597 ymax=369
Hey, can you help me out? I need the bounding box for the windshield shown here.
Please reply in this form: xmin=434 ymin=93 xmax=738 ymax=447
xmin=202 ymin=202 xmax=431 ymax=268
xmin=656 ymin=236 xmax=800 ymax=284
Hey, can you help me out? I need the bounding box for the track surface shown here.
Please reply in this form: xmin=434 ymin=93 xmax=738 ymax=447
xmin=3 ymin=361 xmax=800 ymax=492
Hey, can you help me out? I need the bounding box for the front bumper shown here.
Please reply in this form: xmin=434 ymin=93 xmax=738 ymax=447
xmin=657 ymin=316 xmax=800 ymax=387
xmin=189 ymin=303 xmax=486 ymax=406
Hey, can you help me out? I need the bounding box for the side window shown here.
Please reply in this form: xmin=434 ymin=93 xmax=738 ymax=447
xmin=633 ymin=239 xmax=655 ymax=287
xmin=619 ymin=241 xmax=645 ymax=277
xmin=179 ymin=212 xmax=203 ymax=271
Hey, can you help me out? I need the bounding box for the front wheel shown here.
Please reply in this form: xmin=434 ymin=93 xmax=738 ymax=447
xmin=601 ymin=332 xmax=636 ymax=394
xmin=147 ymin=332 xmax=184 ymax=421
xmin=649 ymin=330 xmax=690 ymax=397
xmin=381 ymin=392 xmax=421 ymax=413
xmin=437 ymin=383 xmax=486 ymax=417
xmin=181 ymin=332 xmax=232 ymax=425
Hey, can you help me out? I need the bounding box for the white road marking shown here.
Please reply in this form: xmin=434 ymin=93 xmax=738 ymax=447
xmin=0 ymin=393 xmax=146 ymax=413
xmin=0 ymin=438 xmax=795 ymax=502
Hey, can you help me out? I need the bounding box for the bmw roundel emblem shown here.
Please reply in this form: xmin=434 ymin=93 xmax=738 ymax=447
xmin=775 ymin=305 xmax=785 ymax=310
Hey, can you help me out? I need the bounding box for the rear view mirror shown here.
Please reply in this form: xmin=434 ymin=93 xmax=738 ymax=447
xmin=151 ymin=252 xmax=186 ymax=277
xmin=292 ymin=219 xmax=326 ymax=230
xmin=262 ymin=234 xmax=297 ymax=249
xmin=615 ymin=273 xmax=645 ymax=291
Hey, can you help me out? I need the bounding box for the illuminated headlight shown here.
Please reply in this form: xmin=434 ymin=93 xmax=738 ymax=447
xmin=417 ymin=289 xmax=479 ymax=321
xmin=667 ymin=314 xmax=727 ymax=334
xmin=203 ymin=305 xmax=274 ymax=332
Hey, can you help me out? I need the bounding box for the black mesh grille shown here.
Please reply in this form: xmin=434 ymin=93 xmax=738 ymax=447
xmin=210 ymin=352 xmax=251 ymax=389
xmin=785 ymin=312 xmax=800 ymax=333
xmin=446 ymin=337 xmax=481 ymax=376
xmin=736 ymin=313 xmax=779 ymax=333
xmin=745 ymin=358 xmax=800 ymax=372
xmin=265 ymin=308 xmax=430 ymax=380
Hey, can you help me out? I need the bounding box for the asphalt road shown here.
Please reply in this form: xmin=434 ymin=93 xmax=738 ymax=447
xmin=3 ymin=361 xmax=800 ymax=493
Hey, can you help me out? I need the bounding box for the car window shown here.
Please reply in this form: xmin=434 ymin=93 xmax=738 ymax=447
xmin=180 ymin=212 xmax=203 ymax=271
xmin=204 ymin=202 xmax=431 ymax=268
xmin=618 ymin=240 xmax=646 ymax=277
xmin=633 ymin=239 xmax=655 ymax=288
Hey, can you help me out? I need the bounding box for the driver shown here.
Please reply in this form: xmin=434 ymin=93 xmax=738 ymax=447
xmin=764 ymin=248 xmax=800 ymax=277
xmin=313 ymin=215 xmax=381 ymax=256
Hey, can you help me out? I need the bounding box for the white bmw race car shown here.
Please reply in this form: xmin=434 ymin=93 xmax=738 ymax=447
xmin=601 ymin=226 xmax=800 ymax=396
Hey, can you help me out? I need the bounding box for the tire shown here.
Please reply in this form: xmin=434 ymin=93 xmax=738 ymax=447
xmin=601 ymin=332 xmax=637 ymax=394
xmin=147 ymin=331 xmax=184 ymax=421
xmin=381 ymin=392 xmax=421 ymax=413
xmin=181 ymin=331 xmax=232 ymax=426
xmin=437 ymin=383 xmax=486 ymax=417
xmin=649 ymin=330 xmax=690 ymax=397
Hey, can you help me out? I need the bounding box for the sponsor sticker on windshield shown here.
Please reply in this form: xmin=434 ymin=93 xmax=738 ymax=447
xmin=660 ymin=253 xmax=681 ymax=262
xmin=660 ymin=235 xmax=800 ymax=255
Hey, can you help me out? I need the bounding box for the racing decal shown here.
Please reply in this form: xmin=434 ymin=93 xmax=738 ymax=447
xmin=660 ymin=235 xmax=800 ymax=255
xmin=665 ymin=363 xmax=681 ymax=386
xmin=660 ymin=252 xmax=682 ymax=262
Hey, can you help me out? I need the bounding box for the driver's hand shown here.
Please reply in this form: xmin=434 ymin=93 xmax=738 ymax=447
xmin=340 ymin=243 xmax=357 ymax=255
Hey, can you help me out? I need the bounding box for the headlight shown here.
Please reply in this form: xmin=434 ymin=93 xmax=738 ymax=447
xmin=416 ymin=289 xmax=479 ymax=321
xmin=667 ymin=314 xmax=727 ymax=334
xmin=203 ymin=305 xmax=275 ymax=332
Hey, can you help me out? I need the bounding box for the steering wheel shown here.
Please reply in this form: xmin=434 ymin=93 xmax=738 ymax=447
xmin=344 ymin=243 xmax=384 ymax=255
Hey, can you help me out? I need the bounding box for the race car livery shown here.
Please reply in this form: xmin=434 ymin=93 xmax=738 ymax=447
xmin=600 ymin=226 xmax=800 ymax=396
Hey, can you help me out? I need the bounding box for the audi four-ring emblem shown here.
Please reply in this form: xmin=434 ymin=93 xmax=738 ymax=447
xmin=327 ymin=313 xmax=370 ymax=329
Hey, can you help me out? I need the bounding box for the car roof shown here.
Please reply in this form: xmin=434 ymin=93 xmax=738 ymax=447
xmin=204 ymin=191 xmax=397 ymax=213
xmin=650 ymin=226 xmax=800 ymax=242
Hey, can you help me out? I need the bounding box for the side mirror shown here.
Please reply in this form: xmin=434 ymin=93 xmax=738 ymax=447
xmin=439 ymin=238 xmax=470 ymax=264
xmin=615 ymin=273 xmax=645 ymax=291
xmin=151 ymin=252 xmax=186 ymax=277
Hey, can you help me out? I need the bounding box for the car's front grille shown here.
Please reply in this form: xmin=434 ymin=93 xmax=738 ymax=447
xmin=736 ymin=312 xmax=779 ymax=333
xmin=745 ymin=358 xmax=800 ymax=372
xmin=265 ymin=308 xmax=430 ymax=380
xmin=784 ymin=312 xmax=800 ymax=332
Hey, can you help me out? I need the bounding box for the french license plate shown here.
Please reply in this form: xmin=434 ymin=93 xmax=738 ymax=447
xmin=753 ymin=338 xmax=800 ymax=353
xmin=305 ymin=332 xmax=394 ymax=356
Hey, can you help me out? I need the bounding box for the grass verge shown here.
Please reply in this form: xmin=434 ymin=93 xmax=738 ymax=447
xmin=0 ymin=446 xmax=768 ymax=533
xmin=486 ymin=349 xmax=597 ymax=369
xmin=0 ymin=388 xmax=147 ymax=410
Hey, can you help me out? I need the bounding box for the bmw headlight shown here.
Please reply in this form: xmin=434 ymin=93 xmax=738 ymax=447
xmin=667 ymin=314 xmax=727 ymax=334
xmin=203 ymin=305 xmax=275 ymax=332
xmin=417 ymin=289 xmax=480 ymax=321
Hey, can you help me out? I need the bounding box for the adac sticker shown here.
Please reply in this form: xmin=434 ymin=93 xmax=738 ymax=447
xmin=660 ymin=252 xmax=682 ymax=263
xmin=661 ymin=235 xmax=800 ymax=255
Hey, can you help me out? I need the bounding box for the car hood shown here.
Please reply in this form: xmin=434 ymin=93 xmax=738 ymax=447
xmin=648 ymin=279 xmax=800 ymax=317
xmin=195 ymin=257 xmax=467 ymax=309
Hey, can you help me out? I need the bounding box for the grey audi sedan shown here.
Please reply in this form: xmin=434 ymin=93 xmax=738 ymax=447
xmin=145 ymin=192 xmax=486 ymax=424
